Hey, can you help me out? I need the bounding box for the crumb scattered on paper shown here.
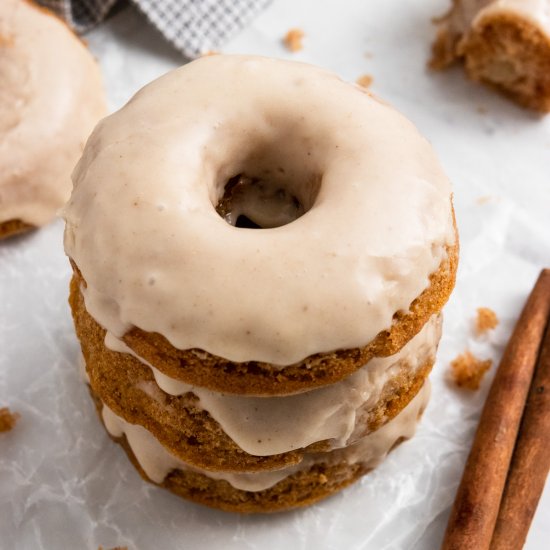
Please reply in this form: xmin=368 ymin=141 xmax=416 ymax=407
xmin=356 ymin=74 xmax=373 ymax=88
xmin=475 ymin=307 xmax=499 ymax=335
xmin=364 ymin=51 xmax=373 ymax=59
xmin=428 ymin=28 xmax=457 ymax=70
xmin=431 ymin=12 xmax=448 ymax=24
xmin=476 ymin=195 xmax=492 ymax=204
xmin=0 ymin=407 xmax=19 ymax=433
xmin=98 ymin=546 xmax=128 ymax=550
xmin=200 ymin=50 xmax=219 ymax=56
xmin=450 ymin=351 xmax=492 ymax=390
xmin=0 ymin=33 xmax=14 ymax=47
xmin=283 ymin=28 xmax=304 ymax=52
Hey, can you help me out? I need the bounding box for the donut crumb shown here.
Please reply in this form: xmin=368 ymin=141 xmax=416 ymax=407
xmin=0 ymin=34 xmax=14 ymax=47
xmin=0 ymin=407 xmax=19 ymax=433
xmin=450 ymin=351 xmax=492 ymax=390
xmin=356 ymin=74 xmax=373 ymax=88
xmin=98 ymin=546 xmax=128 ymax=550
xmin=283 ymin=28 xmax=304 ymax=52
xmin=476 ymin=307 xmax=499 ymax=334
xmin=476 ymin=195 xmax=492 ymax=204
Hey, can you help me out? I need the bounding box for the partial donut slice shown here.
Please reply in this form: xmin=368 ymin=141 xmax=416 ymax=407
xmin=0 ymin=0 xmax=106 ymax=237
xmin=430 ymin=0 xmax=550 ymax=112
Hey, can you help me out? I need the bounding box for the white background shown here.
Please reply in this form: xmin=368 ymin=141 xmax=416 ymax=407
xmin=1 ymin=0 xmax=549 ymax=548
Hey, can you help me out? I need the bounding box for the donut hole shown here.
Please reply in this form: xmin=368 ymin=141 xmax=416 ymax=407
xmin=215 ymin=173 xmax=321 ymax=229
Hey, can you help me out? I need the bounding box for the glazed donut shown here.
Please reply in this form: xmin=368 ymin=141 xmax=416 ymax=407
xmin=0 ymin=0 xmax=105 ymax=238
xmin=64 ymin=55 xmax=457 ymax=396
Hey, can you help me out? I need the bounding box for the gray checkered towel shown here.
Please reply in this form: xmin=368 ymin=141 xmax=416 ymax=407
xmin=36 ymin=0 xmax=271 ymax=58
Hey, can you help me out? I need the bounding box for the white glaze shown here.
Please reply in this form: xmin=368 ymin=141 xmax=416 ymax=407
xmin=105 ymin=314 xmax=441 ymax=456
xmin=63 ymin=55 xmax=455 ymax=366
xmin=101 ymin=382 xmax=430 ymax=491
xmin=0 ymin=0 xmax=106 ymax=226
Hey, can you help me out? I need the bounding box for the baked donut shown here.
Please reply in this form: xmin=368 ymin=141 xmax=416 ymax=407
xmin=64 ymin=55 xmax=458 ymax=512
xmin=0 ymin=0 xmax=106 ymax=239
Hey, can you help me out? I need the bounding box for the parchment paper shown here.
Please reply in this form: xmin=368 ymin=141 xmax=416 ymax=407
xmin=1 ymin=1 xmax=549 ymax=548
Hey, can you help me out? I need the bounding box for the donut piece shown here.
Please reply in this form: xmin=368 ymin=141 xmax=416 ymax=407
xmin=64 ymin=55 xmax=458 ymax=395
xmin=0 ymin=0 xmax=106 ymax=237
xmin=430 ymin=0 xmax=550 ymax=112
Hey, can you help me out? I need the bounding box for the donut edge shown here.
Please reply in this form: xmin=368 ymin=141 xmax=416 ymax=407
xmin=0 ymin=219 xmax=35 ymax=240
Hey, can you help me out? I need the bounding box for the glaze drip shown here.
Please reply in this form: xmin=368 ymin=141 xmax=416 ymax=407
xmin=104 ymin=314 xmax=441 ymax=456
xmin=101 ymin=382 xmax=431 ymax=491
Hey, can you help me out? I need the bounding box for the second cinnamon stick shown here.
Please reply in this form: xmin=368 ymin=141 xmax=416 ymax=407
xmin=489 ymin=318 xmax=550 ymax=550
xmin=441 ymin=269 xmax=550 ymax=550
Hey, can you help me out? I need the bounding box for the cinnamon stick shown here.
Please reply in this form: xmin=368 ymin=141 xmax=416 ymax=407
xmin=441 ymin=269 xmax=550 ymax=550
xmin=489 ymin=319 xmax=550 ymax=550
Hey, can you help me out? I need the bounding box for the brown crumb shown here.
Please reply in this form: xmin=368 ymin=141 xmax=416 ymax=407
xmin=356 ymin=74 xmax=374 ymax=89
xmin=200 ymin=50 xmax=219 ymax=56
xmin=476 ymin=105 xmax=488 ymax=114
xmin=0 ymin=33 xmax=15 ymax=47
xmin=431 ymin=10 xmax=451 ymax=25
xmin=476 ymin=195 xmax=492 ymax=204
xmin=98 ymin=546 xmax=128 ymax=550
xmin=429 ymin=28 xmax=456 ymax=70
xmin=283 ymin=28 xmax=304 ymax=52
xmin=364 ymin=51 xmax=373 ymax=59
xmin=0 ymin=407 xmax=19 ymax=433
xmin=476 ymin=307 xmax=499 ymax=335
xmin=450 ymin=351 xmax=492 ymax=390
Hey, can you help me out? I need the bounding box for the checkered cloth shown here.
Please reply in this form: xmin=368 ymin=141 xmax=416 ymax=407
xmin=36 ymin=0 xmax=271 ymax=58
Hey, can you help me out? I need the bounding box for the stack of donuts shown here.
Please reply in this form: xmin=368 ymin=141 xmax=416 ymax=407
xmin=64 ymin=56 xmax=458 ymax=513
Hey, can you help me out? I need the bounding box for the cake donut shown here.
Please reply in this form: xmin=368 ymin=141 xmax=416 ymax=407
xmin=64 ymin=55 xmax=458 ymax=512
xmin=0 ymin=0 xmax=106 ymax=239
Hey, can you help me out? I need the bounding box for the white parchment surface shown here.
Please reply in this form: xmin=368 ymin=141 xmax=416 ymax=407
xmin=1 ymin=1 xmax=550 ymax=548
